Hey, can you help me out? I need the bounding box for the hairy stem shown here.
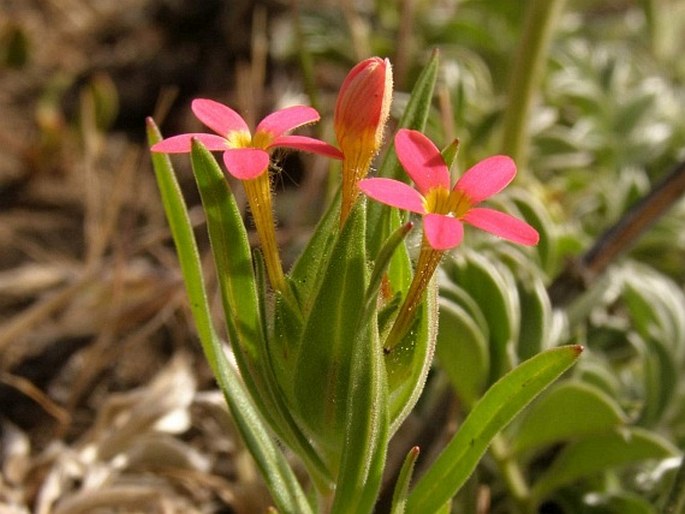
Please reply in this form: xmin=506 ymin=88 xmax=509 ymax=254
xmin=243 ymin=173 xmax=286 ymax=292
xmin=383 ymin=238 xmax=442 ymax=352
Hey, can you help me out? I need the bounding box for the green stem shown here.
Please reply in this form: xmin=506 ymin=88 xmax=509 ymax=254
xmin=500 ymin=0 xmax=567 ymax=172
xmin=490 ymin=435 xmax=534 ymax=514
xmin=383 ymin=238 xmax=442 ymax=352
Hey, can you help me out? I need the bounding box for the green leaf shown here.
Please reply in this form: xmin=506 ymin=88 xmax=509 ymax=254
xmin=188 ymin=140 xmax=331 ymax=488
xmin=366 ymin=221 xmax=414 ymax=313
xmin=436 ymin=298 xmax=489 ymax=406
xmin=623 ymin=264 xmax=685 ymax=358
xmin=147 ymin=121 xmax=312 ymax=514
xmin=386 ymin=209 xmax=414 ymax=295
xmin=292 ymin=200 xmax=370 ymax=465
xmin=331 ymin=304 xmax=388 ymax=514
xmin=576 ymin=360 xmax=622 ymax=399
xmin=147 ymin=124 xmax=217 ymax=365
xmin=510 ymin=189 xmax=558 ymax=275
xmin=390 ymin=447 xmax=421 ymax=514
xmin=636 ymin=335 xmax=678 ymax=427
xmin=377 ymin=48 xmax=440 ymax=182
xmin=516 ymin=276 xmax=551 ymax=361
xmin=188 ymin=140 xmax=261 ymax=363
xmin=510 ymin=380 xmax=626 ymax=456
xmin=288 ymin=193 xmax=341 ymax=313
xmin=531 ymin=427 xmax=680 ymax=504
xmin=443 ymin=250 xmax=521 ymax=382
xmin=621 ymin=265 xmax=684 ymax=425
xmin=269 ymin=291 xmax=304 ymax=401
xmin=664 ymin=454 xmax=685 ymax=514
xmin=616 ymin=91 xmax=657 ymax=132
xmin=441 ymin=138 xmax=461 ymax=176
xmin=405 ymin=345 xmax=583 ymax=513
xmin=366 ymin=207 xmax=413 ymax=296
xmin=434 ymin=501 xmax=452 ymax=514
xmin=385 ymin=279 xmax=439 ymax=435
xmin=439 ymin=280 xmax=490 ymax=337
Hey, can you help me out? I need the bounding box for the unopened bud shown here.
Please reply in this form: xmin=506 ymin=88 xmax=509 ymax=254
xmin=334 ymin=57 xmax=393 ymax=224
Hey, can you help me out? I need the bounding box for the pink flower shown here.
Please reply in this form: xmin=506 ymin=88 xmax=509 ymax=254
xmin=151 ymin=99 xmax=342 ymax=180
xmin=359 ymin=129 xmax=539 ymax=250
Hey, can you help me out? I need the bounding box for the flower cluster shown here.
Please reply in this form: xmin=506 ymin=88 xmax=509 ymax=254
xmin=151 ymin=56 xmax=538 ymax=347
xmin=149 ymin=54 xmax=544 ymax=511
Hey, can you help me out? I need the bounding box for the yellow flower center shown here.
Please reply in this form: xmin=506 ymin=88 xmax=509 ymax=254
xmin=423 ymin=187 xmax=472 ymax=218
xmin=251 ymin=130 xmax=274 ymax=150
xmin=227 ymin=129 xmax=253 ymax=149
xmin=226 ymin=129 xmax=275 ymax=150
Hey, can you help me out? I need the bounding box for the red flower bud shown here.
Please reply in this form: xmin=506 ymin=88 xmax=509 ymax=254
xmin=334 ymin=57 xmax=393 ymax=224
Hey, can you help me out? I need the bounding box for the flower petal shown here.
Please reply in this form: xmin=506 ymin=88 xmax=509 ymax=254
xmin=223 ymin=148 xmax=270 ymax=180
xmin=359 ymin=178 xmax=426 ymax=213
xmin=256 ymin=105 xmax=320 ymax=138
xmin=454 ymin=155 xmax=516 ymax=203
xmin=192 ymin=99 xmax=249 ymax=136
xmin=463 ymin=208 xmax=539 ymax=246
xmin=151 ymin=133 xmax=228 ymax=153
xmin=423 ymin=213 xmax=464 ymax=250
xmin=270 ymin=135 xmax=343 ymax=159
xmin=394 ymin=129 xmax=450 ymax=195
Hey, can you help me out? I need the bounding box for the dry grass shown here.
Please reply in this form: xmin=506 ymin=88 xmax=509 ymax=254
xmin=0 ymin=1 xmax=452 ymax=511
xmin=0 ymin=1 xmax=278 ymax=512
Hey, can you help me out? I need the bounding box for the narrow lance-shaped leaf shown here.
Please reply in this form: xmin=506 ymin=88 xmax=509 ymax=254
xmin=189 ymin=140 xmax=262 ymax=359
xmin=377 ymin=48 xmax=440 ymax=182
xmin=405 ymin=345 xmax=583 ymax=513
xmin=516 ymin=274 xmax=552 ymax=360
xmin=330 ymin=211 xmax=413 ymax=514
xmin=330 ymin=310 xmax=388 ymax=514
xmin=510 ymin=190 xmax=557 ymax=274
xmin=188 ymin=140 xmax=331 ymax=488
xmin=365 ymin=221 xmax=414 ymax=314
xmin=390 ymin=447 xmax=421 ymax=514
xmin=288 ymin=193 xmax=341 ymax=311
xmin=147 ymin=120 xmax=312 ymax=514
xmin=292 ymin=201 xmax=372 ymax=467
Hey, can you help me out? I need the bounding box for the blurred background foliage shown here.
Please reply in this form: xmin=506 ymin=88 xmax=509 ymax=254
xmin=275 ymin=1 xmax=685 ymax=512
xmin=1 ymin=0 xmax=684 ymax=513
